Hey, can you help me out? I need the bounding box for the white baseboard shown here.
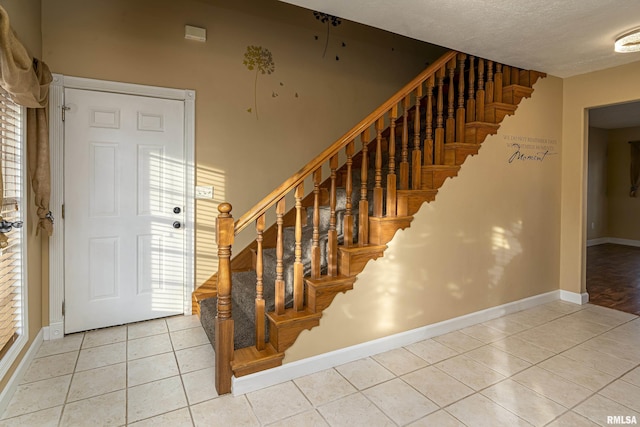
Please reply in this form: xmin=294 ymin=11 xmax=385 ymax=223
xmin=560 ymin=290 xmax=589 ymax=305
xmin=232 ymin=290 xmax=561 ymax=396
xmin=586 ymin=237 xmax=609 ymax=247
xmin=0 ymin=329 xmax=44 ymax=415
xmin=587 ymin=237 xmax=640 ymax=248
xmin=45 ymin=322 xmax=64 ymax=341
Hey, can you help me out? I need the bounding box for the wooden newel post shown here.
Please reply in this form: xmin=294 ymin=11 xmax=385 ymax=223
xmin=215 ymin=202 xmax=234 ymax=395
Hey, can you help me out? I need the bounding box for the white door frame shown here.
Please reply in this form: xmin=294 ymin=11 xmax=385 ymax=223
xmin=47 ymin=74 xmax=195 ymax=339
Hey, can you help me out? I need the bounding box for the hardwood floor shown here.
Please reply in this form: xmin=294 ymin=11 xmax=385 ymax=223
xmin=587 ymin=243 xmax=640 ymax=315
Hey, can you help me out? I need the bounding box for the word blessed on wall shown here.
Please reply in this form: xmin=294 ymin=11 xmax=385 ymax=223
xmin=503 ymin=134 xmax=558 ymax=164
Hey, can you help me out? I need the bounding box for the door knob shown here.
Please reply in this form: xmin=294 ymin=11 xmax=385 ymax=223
xmin=172 ymin=221 xmax=181 ymax=229
xmin=173 ymin=207 xmax=181 ymax=214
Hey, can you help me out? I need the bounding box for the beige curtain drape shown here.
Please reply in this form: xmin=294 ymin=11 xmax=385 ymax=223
xmin=630 ymin=141 xmax=640 ymax=197
xmin=0 ymin=6 xmax=53 ymax=239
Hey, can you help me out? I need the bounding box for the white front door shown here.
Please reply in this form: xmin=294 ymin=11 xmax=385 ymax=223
xmin=64 ymin=88 xmax=186 ymax=333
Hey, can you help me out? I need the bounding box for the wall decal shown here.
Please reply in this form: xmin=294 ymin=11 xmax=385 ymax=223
xmin=313 ymin=11 xmax=342 ymax=58
xmin=243 ymin=45 xmax=275 ymax=120
xmin=502 ymin=134 xmax=558 ymax=164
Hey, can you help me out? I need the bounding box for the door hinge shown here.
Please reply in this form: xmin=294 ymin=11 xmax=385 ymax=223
xmin=62 ymin=105 xmax=71 ymax=121
xmin=62 ymin=300 xmax=65 ymax=316
xmin=62 ymin=204 xmax=65 ymax=219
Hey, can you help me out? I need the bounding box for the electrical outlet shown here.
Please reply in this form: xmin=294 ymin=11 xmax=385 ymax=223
xmin=195 ymin=185 xmax=214 ymax=199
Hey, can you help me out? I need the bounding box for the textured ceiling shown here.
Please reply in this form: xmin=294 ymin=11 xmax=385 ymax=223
xmin=279 ymin=0 xmax=640 ymax=78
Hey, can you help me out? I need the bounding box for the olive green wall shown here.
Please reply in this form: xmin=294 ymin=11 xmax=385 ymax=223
xmin=41 ymin=0 xmax=444 ymax=287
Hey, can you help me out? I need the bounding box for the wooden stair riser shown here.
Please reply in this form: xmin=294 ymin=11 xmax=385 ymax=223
xmin=397 ymin=189 xmax=437 ymax=216
xmin=368 ymin=216 xmax=413 ymax=246
xmin=337 ymin=244 xmax=387 ymax=276
xmin=518 ymin=70 xmax=545 ymax=88
xmin=465 ymin=122 xmax=499 ymax=145
xmin=484 ymin=102 xmax=517 ymax=124
xmin=502 ymin=85 xmax=533 ymax=106
xmin=421 ymin=165 xmax=461 ymax=190
xmin=444 ymin=143 xmax=481 ymax=166
xmin=305 ymin=275 xmax=356 ymax=313
xmin=267 ymin=309 xmax=322 ymax=353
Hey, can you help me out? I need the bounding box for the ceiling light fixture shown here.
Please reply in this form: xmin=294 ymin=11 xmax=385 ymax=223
xmin=615 ymin=28 xmax=640 ymax=53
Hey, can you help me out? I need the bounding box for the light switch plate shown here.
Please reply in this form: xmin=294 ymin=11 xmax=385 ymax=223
xmin=195 ymin=185 xmax=214 ymax=199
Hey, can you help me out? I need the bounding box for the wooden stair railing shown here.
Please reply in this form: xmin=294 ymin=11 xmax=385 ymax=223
xmin=207 ymin=50 xmax=545 ymax=394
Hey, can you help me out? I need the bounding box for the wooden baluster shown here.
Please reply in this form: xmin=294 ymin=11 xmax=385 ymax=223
xmin=423 ymin=76 xmax=434 ymax=166
xmin=343 ymin=141 xmax=355 ymax=246
xmin=255 ymin=214 xmax=265 ymax=350
xmin=503 ymin=65 xmax=511 ymax=86
xmin=293 ymin=183 xmax=304 ymax=311
xmin=412 ymin=85 xmax=422 ymax=189
xmin=445 ymin=59 xmax=456 ymax=144
xmin=275 ymin=198 xmax=285 ymax=315
xmin=456 ymin=53 xmax=466 ymax=143
xmin=476 ymin=58 xmax=485 ymax=121
xmin=494 ymin=63 xmax=503 ymax=103
xmin=511 ymin=66 xmax=520 ymax=85
xmin=373 ymin=117 xmax=384 ymax=217
xmin=466 ymin=56 xmax=476 ymax=123
xmin=214 ymin=203 xmax=234 ymax=395
xmin=435 ymin=66 xmax=445 ymax=164
xmin=485 ymin=60 xmax=494 ymax=104
xmin=359 ymin=129 xmax=370 ymax=245
xmin=328 ymin=154 xmax=338 ymax=276
xmin=311 ymin=169 xmax=322 ymax=277
xmin=399 ymin=96 xmax=410 ymax=189
xmin=386 ymin=107 xmax=397 ymax=216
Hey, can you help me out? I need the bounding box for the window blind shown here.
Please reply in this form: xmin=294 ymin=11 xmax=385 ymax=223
xmin=0 ymin=87 xmax=23 ymax=359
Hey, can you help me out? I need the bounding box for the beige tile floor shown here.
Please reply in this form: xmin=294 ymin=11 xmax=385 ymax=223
xmin=1 ymin=301 xmax=639 ymax=426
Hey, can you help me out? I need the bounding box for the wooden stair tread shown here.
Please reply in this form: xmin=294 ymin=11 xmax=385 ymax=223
xmin=267 ymin=307 xmax=322 ymax=324
xmin=397 ymin=189 xmax=438 ymax=197
xmin=305 ymin=274 xmax=357 ymax=287
xmin=421 ymin=164 xmax=461 ymax=172
xmin=338 ymin=244 xmax=387 ymax=255
xmin=444 ymin=142 xmax=482 ymax=148
xmin=231 ymin=343 xmax=285 ymax=377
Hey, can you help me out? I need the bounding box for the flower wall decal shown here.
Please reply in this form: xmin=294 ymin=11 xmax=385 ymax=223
xmin=313 ymin=11 xmax=342 ymax=58
xmin=243 ymin=45 xmax=275 ymax=120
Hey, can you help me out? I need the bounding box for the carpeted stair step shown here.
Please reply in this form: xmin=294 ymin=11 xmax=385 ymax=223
xmin=199 ymin=295 xmax=255 ymax=349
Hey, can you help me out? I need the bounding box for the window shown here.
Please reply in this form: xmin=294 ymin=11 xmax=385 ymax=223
xmin=0 ymin=86 xmax=27 ymax=377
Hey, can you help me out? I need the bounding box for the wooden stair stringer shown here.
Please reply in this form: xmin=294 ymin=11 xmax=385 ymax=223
xmin=192 ymin=273 xmax=217 ymax=316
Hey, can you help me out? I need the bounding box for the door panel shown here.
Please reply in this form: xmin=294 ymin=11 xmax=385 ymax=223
xmin=64 ymin=88 xmax=185 ymax=333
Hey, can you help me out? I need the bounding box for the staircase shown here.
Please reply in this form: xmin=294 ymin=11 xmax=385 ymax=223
xmin=192 ymin=50 xmax=545 ymax=394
